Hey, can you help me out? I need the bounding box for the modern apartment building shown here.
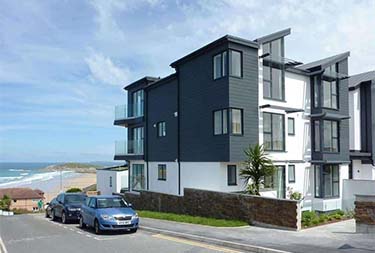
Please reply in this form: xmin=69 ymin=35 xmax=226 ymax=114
xmin=114 ymin=28 xmax=354 ymax=212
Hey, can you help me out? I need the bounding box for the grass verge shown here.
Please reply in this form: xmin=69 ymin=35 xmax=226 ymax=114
xmin=138 ymin=210 xmax=248 ymax=227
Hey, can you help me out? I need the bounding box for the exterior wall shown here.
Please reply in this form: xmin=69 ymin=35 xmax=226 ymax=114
xmin=343 ymin=179 xmax=375 ymax=210
xmin=124 ymin=188 xmax=301 ymax=230
xmin=10 ymin=199 xmax=42 ymax=211
xmin=354 ymin=195 xmax=375 ymax=233
xmin=146 ymin=77 xmax=178 ymax=161
xmin=148 ymin=162 xmax=179 ymax=195
xmin=372 ymin=81 xmax=375 ymax=161
xmin=349 ymin=88 xmax=361 ymax=150
xmin=352 ymin=160 xmax=375 ymax=180
xmin=228 ymin=42 xmax=259 ymax=162
xmin=180 ymin=162 xmax=246 ymax=194
xmin=97 ymin=170 xmax=128 ymax=195
xmin=178 ymin=43 xmax=230 ymax=162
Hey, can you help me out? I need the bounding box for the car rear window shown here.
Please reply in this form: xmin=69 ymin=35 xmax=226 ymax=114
xmin=65 ymin=195 xmax=86 ymax=204
xmin=97 ymin=198 xmax=127 ymax=208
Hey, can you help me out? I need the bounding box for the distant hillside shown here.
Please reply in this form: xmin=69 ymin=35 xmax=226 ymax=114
xmin=41 ymin=163 xmax=100 ymax=174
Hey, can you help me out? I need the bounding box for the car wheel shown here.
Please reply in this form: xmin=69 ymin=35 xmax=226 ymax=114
xmin=51 ymin=209 xmax=56 ymax=221
xmin=62 ymin=211 xmax=67 ymax=224
xmin=94 ymin=219 xmax=101 ymax=235
xmin=130 ymin=228 xmax=137 ymax=233
xmin=79 ymin=216 xmax=86 ymax=229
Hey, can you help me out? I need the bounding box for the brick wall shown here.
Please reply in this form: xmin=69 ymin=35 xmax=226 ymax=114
xmin=355 ymin=194 xmax=375 ymax=233
xmin=124 ymin=188 xmax=301 ymax=230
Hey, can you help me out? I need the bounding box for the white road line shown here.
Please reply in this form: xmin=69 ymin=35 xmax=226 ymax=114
xmin=0 ymin=235 xmax=8 ymax=253
xmin=86 ymin=234 xmax=92 ymax=238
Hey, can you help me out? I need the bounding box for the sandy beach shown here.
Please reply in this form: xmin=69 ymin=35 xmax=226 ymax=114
xmin=44 ymin=173 xmax=96 ymax=202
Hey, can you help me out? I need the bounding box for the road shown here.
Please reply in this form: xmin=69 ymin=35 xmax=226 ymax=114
xmin=0 ymin=214 xmax=244 ymax=253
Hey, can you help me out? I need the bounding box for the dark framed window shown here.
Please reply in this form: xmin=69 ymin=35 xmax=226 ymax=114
xmin=288 ymin=165 xmax=295 ymax=183
xmin=109 ymin=176 xmax=112 ymax=187
xmin=227 ymin=165 xmax=237 ymax=186
xmin=263 ymin=112 xmax=285 ymax=151
xmin=315 ymin=164 xmax=339 ymax=198
xmin=323 ymin=120 xmax=339 ymax=152
xmin=158 ymin=164 xmax=167 ymax=181
xmin=288 ymin=118 xmax=295 ymax=135
xmin=313 ymin=76 xmax=319 ymax=108
xmin=214 ymin=108 xmax=243 ymax=135
xmin=262 ymin=38 xmax=285 ymax=101
xmin=213 ymin=51 xmax=227 ymax=79
xmin=322 ymin=80 xmax=339 ymax=109
xmin=229 ymin=50 xmax=242 ymax=77
xmin=157 ymin=121 xmax=166 ymax=137
xmin=314 ymin=120 xmax=321 ymax=152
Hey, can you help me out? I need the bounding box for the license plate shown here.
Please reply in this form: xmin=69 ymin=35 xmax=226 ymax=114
xmin=118 ymin=221 xmax=131 ymax=225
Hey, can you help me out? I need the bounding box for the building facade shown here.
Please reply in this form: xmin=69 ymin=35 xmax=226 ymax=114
xmin=114 ymin=28 xmax=355 ymax=212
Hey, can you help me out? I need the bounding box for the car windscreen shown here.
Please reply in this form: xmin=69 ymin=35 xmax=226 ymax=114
xmin=96 ymin=198 xmax=128 ymax=208
xmin=65 ymin=195 xmax=86 ymax=204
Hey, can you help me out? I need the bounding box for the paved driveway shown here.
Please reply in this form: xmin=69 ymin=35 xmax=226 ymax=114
xmin=0 ymin=214 xmax=246 ymax=253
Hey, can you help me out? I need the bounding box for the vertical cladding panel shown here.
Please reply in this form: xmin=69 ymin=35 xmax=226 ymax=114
xmin=228 ymin=43 xmax=259 ymax=162
xmin=179 ymin=44 xmax=230 ymax=162
xmin=147 ymin=78 xmax=178 ymax=161
xmin=372 ymin=81 xmax=375 ymax=162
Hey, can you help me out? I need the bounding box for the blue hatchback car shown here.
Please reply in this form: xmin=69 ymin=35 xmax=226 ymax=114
xmin=80 ymin=195 xmax=139 ymax=234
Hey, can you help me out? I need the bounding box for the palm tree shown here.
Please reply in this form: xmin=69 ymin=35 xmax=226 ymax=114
xmin=240 ymin=144 xmax=276 ymax=195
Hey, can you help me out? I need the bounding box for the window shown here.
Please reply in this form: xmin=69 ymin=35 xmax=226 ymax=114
xmin=288 ymin=118 xmax=295 ymax=135
xmin=132 ymin=164 xmax=145 ymax=191
xmin=229 ymin=50 xmax=242 ymax=77
xmin=88 ymin=198 xmax=96 ymax=208
xmin=323 ymin=120 xmax=339 ymax=152
xmin=109 ymin=176 xmax=112 ymax=187
xmin=132 ymin=89 xmax=144 ymax=117
xmin=214 ymin=108 xmax=242 ymax=135
xmin=313 ymin=76 xmax=319 ymax=108
xmin=322 ymin=80 xmax=338 ymax=109
xmin=288 ymin=165 xmax=295 ymax=183
xmin=264 ymin=166 xmax=286 ymax=198
xmin=262 ymin=39 xmax=284 ymax=101
xmin=263 ymin=112 xmax=285 ymax=151
xmin=213 ymin=51 xmax=227 ymax=79
xmin=157 ymin=121 xmax=166 ymax=137
xmin=315 ymin=165 xmax=339 ymax=198
xmin=314 ymin=120 xmax=321 ymax=152
xmin=227 ymin=165 xmax=237 ymax=185
xmin=158 ymin=164 xmax=167 ymax=181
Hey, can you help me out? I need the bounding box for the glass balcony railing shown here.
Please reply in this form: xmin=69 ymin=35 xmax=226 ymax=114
xmin=114 ymin=103 xmax=144 ymax=121
xmin=115 ymin=140 xmax=144 ymax=156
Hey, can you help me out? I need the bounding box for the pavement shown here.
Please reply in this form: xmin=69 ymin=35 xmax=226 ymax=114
xmin=0 ymin=214 xmax=250 ymax=253
xmin=140 ymin=218 xmax=375 ymax=253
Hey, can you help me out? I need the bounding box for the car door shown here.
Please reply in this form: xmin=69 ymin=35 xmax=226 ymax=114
xmin=56 ymin=194 xmax=64 ymax=217
xmin=81 ymin=197 xmax=91 ymax=224
xmin=86 ymin=198 xmax=97 ymax=227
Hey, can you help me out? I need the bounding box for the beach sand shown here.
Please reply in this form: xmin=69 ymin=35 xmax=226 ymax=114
xmin=44 ymin=173 xmax=96 ymax=202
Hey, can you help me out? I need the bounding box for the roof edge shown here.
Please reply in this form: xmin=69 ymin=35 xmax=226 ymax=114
xmin=145 ymin=73 xmax=177 ymax=91
xmin=124 ymin=76 xmax=160 ymax=90
xmin=254 ymin=28 xmax=291 ymax=43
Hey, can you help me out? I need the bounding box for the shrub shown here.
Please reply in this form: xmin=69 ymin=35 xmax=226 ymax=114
xmin=319 ymin=214 xmax=328 ymax=223
xmin=290 ymin=191 xmax=302 ymax=200
xmin=302 ymin=211 xmax=319 ymax=227
xmin=0 ymin=195 xmax=11 ymax=211
xmin=66 ymin=188 xmax=82 ymax=193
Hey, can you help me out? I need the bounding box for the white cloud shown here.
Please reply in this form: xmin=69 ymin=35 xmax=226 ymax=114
xmin=85 ymin=51 xmax=130 ymax=86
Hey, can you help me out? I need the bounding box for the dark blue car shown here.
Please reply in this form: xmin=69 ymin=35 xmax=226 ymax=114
xmin=79 ymin=195 xmax=139 ymax=234
xmin=49 ymin=193 xmax=87 ymax=224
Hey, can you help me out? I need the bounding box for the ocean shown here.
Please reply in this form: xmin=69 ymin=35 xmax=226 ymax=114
xmin=0 ymin=162 xmax=77 ymax=191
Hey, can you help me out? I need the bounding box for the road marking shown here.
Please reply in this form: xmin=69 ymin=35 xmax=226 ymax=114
xmin=0 ymin=235 xmax=8 ymax=253
xmin=153 ymin=234 xmax=243 ymax=253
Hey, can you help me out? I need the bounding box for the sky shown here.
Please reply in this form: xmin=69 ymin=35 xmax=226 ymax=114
xmin=0 ymin=0 xmax=374 ymax=162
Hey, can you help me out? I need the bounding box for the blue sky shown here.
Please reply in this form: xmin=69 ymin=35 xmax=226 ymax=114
xmin=0 ymin=0 xmax=374 ymax=162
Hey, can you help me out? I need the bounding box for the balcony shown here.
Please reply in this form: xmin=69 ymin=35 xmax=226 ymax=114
xmin=114 ymin=140 xmax=144 ymax=160
xmin=114 ymin=103 xmax=144 ymax=126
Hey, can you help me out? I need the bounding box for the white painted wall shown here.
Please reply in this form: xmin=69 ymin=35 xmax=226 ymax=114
xmin=342 ymin=179 xmax=375 ymax=210
xmin=352 ymin=160 xmax=375 ymax=180
xmin=148 ymin=162 xmax=179 ymax=195
xmin=349 ymin=89 xmax=361 ymax=150
xmin=96 ymin=170 xmax=128 ymax=195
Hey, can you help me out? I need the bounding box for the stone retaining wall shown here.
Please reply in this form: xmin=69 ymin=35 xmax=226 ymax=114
xmin=355 ymin=194 xmax=375 ymax=233
xmin=123 ymin=188 xmax=301 ymax=230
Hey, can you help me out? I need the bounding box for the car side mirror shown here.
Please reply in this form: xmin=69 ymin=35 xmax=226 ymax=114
xmin=128 ymin=203 xmax=133 ymax=208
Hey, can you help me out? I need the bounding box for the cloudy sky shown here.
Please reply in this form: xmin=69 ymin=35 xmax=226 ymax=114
xmin=0 ymin=0 xmax=374 ymax=162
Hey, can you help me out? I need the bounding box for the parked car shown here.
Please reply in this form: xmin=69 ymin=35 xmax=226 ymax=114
xmin=80 ymin=195 xmax=139 ymax=234
xmin=48 ymin=193 xmax=87 ymax=223
xmin=45 ymin=197 xmax=57 ymax=218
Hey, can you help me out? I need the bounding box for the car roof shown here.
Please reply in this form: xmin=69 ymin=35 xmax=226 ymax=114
xmin=91 ymin=195 xmax=122 ymax=199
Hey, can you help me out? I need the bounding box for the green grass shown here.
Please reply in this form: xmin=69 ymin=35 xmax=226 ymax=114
xmin=138 ymin=210 xmax=248 ymax=227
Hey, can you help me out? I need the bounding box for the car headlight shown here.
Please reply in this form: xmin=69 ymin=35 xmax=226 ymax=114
xmin=68 ymin=207 xmax=80 ymax=212
xmin=133 ymin=213 xmax=139 ymax=219
xmin=100 ymin=214 xmax=114 ymax=221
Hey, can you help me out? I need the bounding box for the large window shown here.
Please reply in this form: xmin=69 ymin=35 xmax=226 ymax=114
xmin=262 ymin=39 xmax=284 ymax=101
xmin=213 ymin=51 xmax=227 ymax=79
xmin=322 ymin=80 xmax=338 ymax=109
xmin=227 ymin=165 xmax=237 ymax=186
xmin=314 ymin=120 xmax=321 ymax=152
xmin=323 ymin=120 xmax=339 ymax=152
xmin=157 ymin=121 xmax=166 ymax=137
xmin=229 ymin=50 xmax=242 ymax=77
xmin=132 ymin=89 xmax=144 ymax=117
xmin=132 ymin=164 xmax=145 ymax=191
xmin=213 ymin=50 xmax=242 ymax=79
xmin=214 ymin=108 xmax=243 ymax=135
xmin=263 ymin=112 xmax=285 ymax=151
xmin=158 ymin=164 xmax=167 ymax=181
xmin=264 ymin=166 xmax=285 ymax=198
xmin=315 ymin=165 xmax=339 ymax=198
xmin=313 ymin=76 xmax=319 ymax=108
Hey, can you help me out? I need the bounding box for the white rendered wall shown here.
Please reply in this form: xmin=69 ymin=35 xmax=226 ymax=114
xmin=349 ymin=89 xmax=361 ymax=150
xmin=97 ymin=170 xmax=116 ymax=195
xmin=148 ymin=162 xmax=179 ymax=195
xmin=352 ymin=160 xmax=375 ymax=180
xmin=342 ymin=179 xmax=375 ymax=210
